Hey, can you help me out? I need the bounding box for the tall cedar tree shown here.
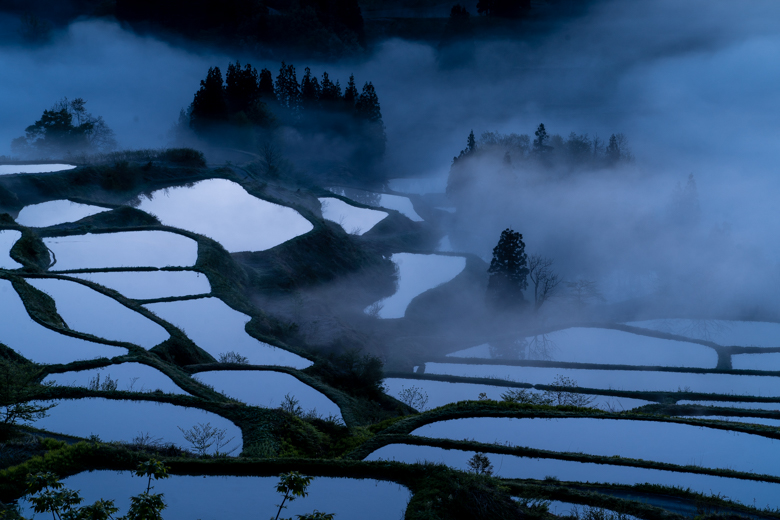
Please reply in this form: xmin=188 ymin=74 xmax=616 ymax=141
xmin=343 ymin=74 xmax=359 ymax=106
xmin=300 ymin=67 xmax=321 ymax=109
xmin=190 ymin=67 xmax=228 ymax=134
xmin=355 ymin=82 xmax=382 ymax=123
xmin=258 ymin=68 xmax=275 ymax=98
xmin=320 ymin=72 xmax=342 ymax=108
xmin=225 ymin=61 xmax=259 ymax=114
xmin=275 ymin=62 xmax=301 ymax=111
xmin=487 ymin=228 xmax=529 ymax=307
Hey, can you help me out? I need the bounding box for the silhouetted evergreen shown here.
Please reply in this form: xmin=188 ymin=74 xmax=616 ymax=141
xmin=258 ymin=68 xmax=275 ymax=98
xmin=189 ymin=67 xmax=229 ymax=135
xmin=275 ymin=62 xmax=302 ymax=113
xmin=300 ymin=67 xmax=321 ymax=110
xmin=532 ymin=123 xmax=551 ymax=154
xmin=355 ymin=83 xmax=382 ymax=123
xmin=319 ymin=72 xmax=342 ymax=108
xmin=486 ymin=228 xmax=529 ymax=307
xmin=343 ymin=74 xmax=359 ymax=106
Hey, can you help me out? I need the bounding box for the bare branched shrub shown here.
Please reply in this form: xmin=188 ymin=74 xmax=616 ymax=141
xmin=177 ymin=422 xmax=236 ymax=456
xmin=398 ymin=385 xmax=429 ymax=412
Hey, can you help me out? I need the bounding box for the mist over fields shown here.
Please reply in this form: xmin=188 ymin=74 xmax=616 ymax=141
xmin=1 ymin=0 xmax=778 ymax=316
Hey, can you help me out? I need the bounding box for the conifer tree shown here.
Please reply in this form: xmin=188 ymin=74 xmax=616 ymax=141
xmin=355 ymin=82 xmax=382 ymax=123
xmin=258 ymin=68 xmax=275 ymax=98
xmin=225 ymin=61 xmax=259 ymax=114
xmin=605 ymin=134 xmax=621 ymax=164
xmin=343 ymin=74 xmax=359 ymax=107
xmin=190 ymin=66 xmax=228 ymax=134
xmin=300 ymin=67 xmax=321 ymax=109
xmin=275 ymin=62 xmax=301 ymax=112
xmin=467 ymin=130 xmax=476 ymax=152
xmin=320 ymin=72 xmax=342 ymax=104
xmin=532 ymin=123 xmax=550 ymax=154
xmin=486 ymin=228 xmax=529 ymax=307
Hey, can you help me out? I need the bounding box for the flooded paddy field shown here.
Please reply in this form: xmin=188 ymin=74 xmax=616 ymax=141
xmin=318 ymin=197 xmax=388 ymax=235
xmin=44 ymin=362 xmax=189 ymax=394
xmin=16 ymin=200 xmax=109 ymax=227
xmin=70 ymin=270 xmax=211 ymax=300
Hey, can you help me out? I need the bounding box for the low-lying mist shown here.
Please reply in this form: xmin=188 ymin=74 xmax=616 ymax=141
xmin=0 ymin=0 xmax=778 ymax=319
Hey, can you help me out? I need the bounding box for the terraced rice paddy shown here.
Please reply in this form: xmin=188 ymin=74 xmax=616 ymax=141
xmin=44 ymin=362 xmax=188 ymax=394
xmin=135 ymin=178 xmax=313 ymax=252
xmin=447 ymin=327 xmax=718 ymax=367
xmin=365 ymin=444 xmax=780 ymax=509
xmin=144 ymin=297 xmax=312 ymax=368
xmin=29 ymin=473 xmax=411 ymax=520
xmin=45 ymin=231 xmax=198 ymax=270
xmin=0 ymin=229 xmax=22 ymax=268
xmin=628 ymin=319 xmax=780 ymax=348
xmin=0 ymin=164 xmax=76 ymax=174
xmin=16 ymin=200 xmax=110 ymax=227
xmin=31 ymin=398 xmax=243 ymax=453
xmin=319 ymin=197 xmax=388 ymax=235
xmin=0 ymin=279 xmax=127 ymax=363
xmin=70 ymin=270 xmax=211 ymax=300
xmin=27 ymin=278 xmax=170 ymax=349
xmin=367 ymin=253 xmax=467 ymax=319
xmin=194 ymin=370 xmax=342 ymax=420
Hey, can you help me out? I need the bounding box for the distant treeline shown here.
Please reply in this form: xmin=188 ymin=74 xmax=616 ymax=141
xmin=448 ymin=125 xmax=632 ymax=194
xmin=185 ymin=61 xmax=386 ymax=164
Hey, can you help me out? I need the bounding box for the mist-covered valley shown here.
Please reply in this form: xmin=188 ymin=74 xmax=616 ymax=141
xmin=1 ymin=1 xmax=780 ymax=519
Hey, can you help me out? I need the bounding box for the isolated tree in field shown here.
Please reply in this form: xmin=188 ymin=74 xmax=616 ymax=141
xmin=528 ymin=254 xmax=561 ymax=310
xmin=486 ymin=228 xmax=529 ymax=307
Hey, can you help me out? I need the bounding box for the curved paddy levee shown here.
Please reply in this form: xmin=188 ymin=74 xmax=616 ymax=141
xmin=45 ymin=231 xmax=198 ymax=271
xmin=21 ymin=472 xmax=410 ymax=520
xmin=679 ymin=415 xmax=780 ymax=428
xmin=26 ymin=278 xmax=169 ymax=349
xmin=382 ymin=378 xmax=651 ymax=411
xmin=412 ymin=417 xmax=780 ymax=477
xmin=628 ymin=319 xmax=780 ymax=348
xmin=367 ymin=253 xmax=467 ymax=319
xmin=144 ymin=297 xmax=312 ymax=368
xmin=328 ymin=187 xmax=423 ymax=221
xmin=30 ymin=398 xmax=242 ymax=454
xmin=70 ymin=270 xmax=211 ymax=300
xmin=44 ymin=362 xmax=190 ymax=395
xmin=0 ymin=230 xmax=23 ymax=269
xmin=678 ymin=400 xmax=780 ymax=410
xmin=0 ymin=279 xmax=126 ymax=363
xmin=194 ymin=370 xmax=342 ymax=421
xmin=135 ymin=178 xmax=313 ymax=253
xmin=16 ymin=200 xmax=110 ymax=227
xmin=732 ymin=352 xmax=780 ymax=371
xmin=0 ymin=164 xmax=75 ymax=174
xmin=318 ymin=197 xmax=388 ymax=235
xmin=447 ymin=328 xmax=718 ymax=368
xmin=425 ymin=362 xmax=780 ymax=396
xmin=364 ymin=444 xmax=780 ymax=510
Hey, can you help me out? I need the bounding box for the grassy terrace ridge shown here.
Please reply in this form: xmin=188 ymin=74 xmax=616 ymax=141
xmin=419 ymin=354 xmax=780 ymax=377
xmin=385 ymin=371 xmax=780 ymax=405
xmin=352 ymin=433 xmax=780 ymax=485
xmin=343 ymin=401 xmax=780 ymax=457
xmin=2 ymin=440 xmax=773 ymax=520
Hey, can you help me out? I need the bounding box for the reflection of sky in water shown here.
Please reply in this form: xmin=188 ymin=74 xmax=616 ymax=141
xmin=414 ymin=417 xmax=780 ymax=476
xmin=136 ymin=178 xmax=312 ymax=252
xmin=367 ymin=253 xmax=466 ymax=319
xmin=0 ymin=230 xmax=22 ymax=269
xmin=195 ymin=370 xmax=341 ymax=419
xmin=629 ymin=319 xmax=780 ymax=347
xmin=0 ymin=279 xmax=126 ymax=363
xmin=328 ymin=187 xmax=423 ymax=221
xmin=319 ymin=197 xmax=387 ymax=235
xmin=382 ymin=378 xmax=650 ymax=411
xmin=27 ymin=278 xmax=169 ymax=349
xmin=145 ymin=297 xmax=312 ymax=369
xmin=71 ymin=270 xmax=210 ymax=300
xmin=680 ymin=415 xmax=780 ymax=428
xmin=366 ymin=444 xmax=780 ymax=510
xmin=426 ymin=362 xmax=780 ymax=396
xmin=21 ymin=473 xmax=411 ymax=520
xmin=45 ymin=231 xmax=197 ymax=270
xmin=17 ymin=200 xmax=109 ymax=227
xmin=678 ymin=400 xmax=780 ymax=411
xmin=733 ymin=352 xmax=780 ymax=371
xmin=31 ymin=398 xmax=242 ymax=453
xmin=448 ymin=327 xmax=717 ymax=368
xmin=0 ymin=164 xmax=75 ymax=175
xmin=45 ymin=362 xmax=188 ymax=394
